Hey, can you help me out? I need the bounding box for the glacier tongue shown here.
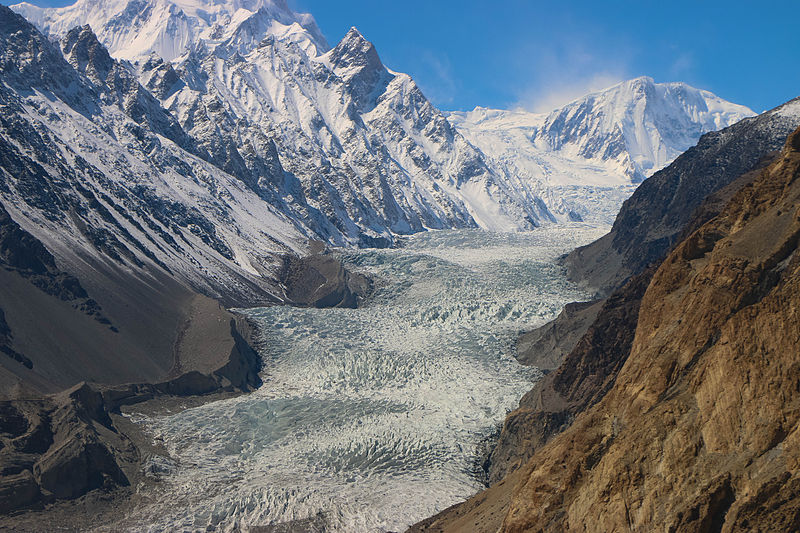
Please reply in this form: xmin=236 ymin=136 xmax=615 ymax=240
xmin=116 ymin=226 xmax=606 ymax=532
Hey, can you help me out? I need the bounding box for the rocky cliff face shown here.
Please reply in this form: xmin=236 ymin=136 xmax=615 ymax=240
xmin=500 ymin=123 xmax=800 ymax=533
xmin=514 ymin=299 xmax=603 ymax=371
xmin=565 ymin=97 xmax=800 ymax=296
xmin=484 ymin=100 xmax=800 ymax=490
xmin=0 ymin=384 xmax=133 ymax=513
xmin=414 ymin=125 xmax=800 ymax=532
xmin=487 ymin=269 xmax=653 ymax=486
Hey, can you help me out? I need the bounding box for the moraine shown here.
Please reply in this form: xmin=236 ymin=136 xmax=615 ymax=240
xmin=115 ymin=225 xmax=606 ymax=532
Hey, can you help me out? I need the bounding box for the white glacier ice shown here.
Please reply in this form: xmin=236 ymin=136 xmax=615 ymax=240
xmin=106 ymin=226 xmax=607 ymax=532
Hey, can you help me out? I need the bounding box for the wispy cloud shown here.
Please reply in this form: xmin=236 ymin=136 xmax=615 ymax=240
xmin=516 ymin=73 xmax=626 ymax=113
xmin=415 ymin=50 xmax=457 ymax=106
xmin=511 ymin=39 xmax=631 ymax=113
xmin=668 ymin=51 xmax=694 ymax=79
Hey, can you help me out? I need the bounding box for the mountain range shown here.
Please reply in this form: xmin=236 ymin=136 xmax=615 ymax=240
xmin=0 ymin=0 xmax=791 ymax=524
xmin=449 ymin=77 xmax=753 ymax=223
xmin=10 ymin=0 xmax=752 ymax=248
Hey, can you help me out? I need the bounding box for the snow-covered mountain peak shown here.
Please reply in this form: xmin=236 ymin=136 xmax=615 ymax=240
xmin=322 ymin=27 xmax=391 ymax=110
xmin=329 ymin=27 xmax=373 ymax=60
xmin=531 ymin=76 xmax=755 ymax=180
xmin=61 ymin=24 xmax=116 ymax=83
xmin=448 ymin=77 xmax=754 ymax=223
xmin=10 ymin=0 xmax=328 ymax=62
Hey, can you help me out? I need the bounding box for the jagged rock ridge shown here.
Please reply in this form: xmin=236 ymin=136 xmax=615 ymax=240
xmin=13 ymin=0 xmax=554 ymax=243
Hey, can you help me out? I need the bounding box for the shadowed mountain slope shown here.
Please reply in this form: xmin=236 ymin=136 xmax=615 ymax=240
xmin=564 ymin=97 xmax=800 ymax=296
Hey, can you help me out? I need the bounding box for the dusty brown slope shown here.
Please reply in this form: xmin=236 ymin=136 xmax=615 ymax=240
xmin=515 ymin=299 xmax=604 ymax=372
xmin=0 ymin=204 xmax=260 ymax=399
xmin=486 ymin=153 xmax=786 ymax=489
xmin=0 ymin=176 xmax=266 ymax=514
xmin=486 ymin=270 xmax=652 ymax=486
xmin=444 ymin=125 xmax=800 ymax=532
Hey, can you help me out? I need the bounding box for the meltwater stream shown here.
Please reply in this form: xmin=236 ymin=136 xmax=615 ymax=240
xmin=121 ymin=226 xmax=606 ymax=532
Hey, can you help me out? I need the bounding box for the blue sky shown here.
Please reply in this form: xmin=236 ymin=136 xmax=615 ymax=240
xmin=287 ymin=0 xmax=799 ymax=113
xmin=10 ymin=0 xmax=799 ymax=113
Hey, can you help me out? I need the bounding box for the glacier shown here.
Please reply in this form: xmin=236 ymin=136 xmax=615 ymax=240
xmin=108 ymin=226 xmax=606 ymax=532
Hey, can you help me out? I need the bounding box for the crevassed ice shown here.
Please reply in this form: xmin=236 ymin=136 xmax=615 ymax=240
xmin=115 ymin=225 xmax=607 ymax=533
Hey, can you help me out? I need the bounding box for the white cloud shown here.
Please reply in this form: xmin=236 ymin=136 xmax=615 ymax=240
xmin=511 ymin=40 xmax=631 ymax=113
xmin=515 ymin=73 xmax=626 ymax=113
xmin=669 ymin=51 xmax=694 ymax=78
xmin=416 ymin=50 xmax=457 ymax=106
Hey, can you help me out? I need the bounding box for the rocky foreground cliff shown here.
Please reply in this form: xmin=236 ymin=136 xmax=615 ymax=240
xmin=412 ymin=125 xmax=800 ymax=532
xmin=496 ymin=98 xmax=800 ymax=491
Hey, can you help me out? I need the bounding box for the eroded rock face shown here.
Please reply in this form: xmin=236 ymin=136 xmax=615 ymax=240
xmin=0 ymin=470 xmax=40 ymax=514
xmin=487 ymin=269 xmax=652 ymax=485
xmin=0 ymin=383 xmax=132 ymax=514
xmin=499 ymin=127 xmax=800 ymax=531
xmin=280 ymin=252 xmax=371 ymax=309
xmin=483 ymin=98 xmax=799 ymax=504
xmin=515 ymin=299 xmax=603 ymax=372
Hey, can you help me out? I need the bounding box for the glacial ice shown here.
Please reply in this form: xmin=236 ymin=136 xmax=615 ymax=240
xmin=118 ymin=226 xmax=606 ymax=532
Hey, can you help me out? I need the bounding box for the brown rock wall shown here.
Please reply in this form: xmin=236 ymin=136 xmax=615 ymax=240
xmin=500 ymin=126 xmax=800 ymax=532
